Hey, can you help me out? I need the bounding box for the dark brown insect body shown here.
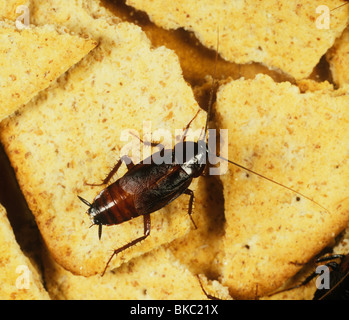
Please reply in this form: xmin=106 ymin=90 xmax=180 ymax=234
xmin=78 ymin=138 xmax=207 ymax=275
xmin=88 ymin=143 xmax=205 ymax=227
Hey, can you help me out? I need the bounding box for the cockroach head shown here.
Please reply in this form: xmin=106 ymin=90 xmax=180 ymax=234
xmin=78 ymin=196 xmax=98 ymax=221
xmin=78 ymin=196 xmax=103 ymax=239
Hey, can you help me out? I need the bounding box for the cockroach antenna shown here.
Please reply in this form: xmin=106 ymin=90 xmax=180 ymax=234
xmin=202 ymin=27 xmax=220 ymax=142
xmin=201 ymin=29 xmax=330 ymax=215
xmin=214 ymin=154 xmax=331 ymax=215
xmin=331 ymin=1 xmax=349 ymax=12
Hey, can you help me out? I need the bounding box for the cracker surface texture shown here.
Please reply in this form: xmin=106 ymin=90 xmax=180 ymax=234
xmin=0 ymin=0 xmax=28 ymax=20
xmin=0 ymin=15 xmax=205 ymax=276
xmin=28 ymin=0 xmax=116 ymax=33
xmin=42 ymin=246 xmax=231 ymax=300
xmin=0 ymin=21 xmax=96 ymax=121
xmin=266 ymin=223 xmax=349 ymax=300
xmin=215 ymin=74 xmax=349 ymax=299
xmin=327 ymin=26 xmax=349 ymax=87
xmin=126 ymin=0 xmax=349 ymax=79
xmin=0 ymin=204 xmax=49 ymax=300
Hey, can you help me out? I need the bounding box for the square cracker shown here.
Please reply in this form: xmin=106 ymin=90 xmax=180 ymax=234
xmin=0 ymin=21 xmax=96 ymax=121
xmin=0 ymin=16 xmax=206 ymax=276
xmin=0 ymin=204 xmax=49 ymax=299
xmin=215 ymin=74 xmax=349 ymax=299
xmin=126 ymin=0 xmax=349 ymax=79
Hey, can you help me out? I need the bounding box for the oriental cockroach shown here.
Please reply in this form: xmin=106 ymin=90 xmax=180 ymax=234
xmin=78 ymin=29 xmax=333 ymax=279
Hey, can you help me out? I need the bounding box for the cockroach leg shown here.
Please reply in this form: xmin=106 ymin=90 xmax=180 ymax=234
xmin=294 ymin=270 xmax=319 ymax=289
xmin=298 ymin=255 xmax=346 ymax=288
xmin=86 ymin=155 xmax=134 ymax=187
xmin=130 ymin=131 xmax=165 ymax=156
xmin=316 ymin=254 xmax=345 ymax=264
xmin=98 ymin=223 xmax=102 ymax=241
xmin=196 ymin=275 xmax=221 ymax=300
xmin=268 ymin=254 xmax=346 ymax=297
xmin=101 ymin=213 xmax=151 ymax=276
xmin=183 ymin=188 xmax=197 ymax=229
xmin=268 ymin=268 xmax=319 ymax=297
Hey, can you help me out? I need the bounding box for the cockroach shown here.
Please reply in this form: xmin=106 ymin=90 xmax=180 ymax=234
xmin=269 ymin=253 xmax=349 ymax=300
xmin=78 ymin=31 xmax=331 ymax=278
xmin=78 ymin=110 xmax=207 ymax=276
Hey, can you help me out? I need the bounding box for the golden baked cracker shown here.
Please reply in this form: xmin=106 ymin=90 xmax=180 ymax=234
xmin=0 ymin=17 xmax=206 ymax=277
xmin=29 ymin=0 xmax=118 ymax=34
xmin=333 ymin=223 xmax=349 ymax=254
xmin=0 ymin=0 xmax=28 ymax=20
xmin=0 ymin=21 xmax=96 ymax=121
xmin=261 ymin=255 xmax=320 ymax=300
xmin=0 ymin=204 xmax=49 ymax=300
xmin=263 ymin=283 xmax=316 ymax=300
xmin=327 ymin=26 xmax=349 ymax=87
xmin=42 ymin=245 xmax=230 ymax=300
xmin=214 ymin=74 xmax=349 ymax=299
xmin=125 ymin=0 xmax=349 ymax=80
xmin=296 ymin=79 xmax=334 ymax=93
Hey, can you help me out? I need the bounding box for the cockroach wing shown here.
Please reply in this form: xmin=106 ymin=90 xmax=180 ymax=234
xmin=120 ymin=161 xmax=192 ymax=215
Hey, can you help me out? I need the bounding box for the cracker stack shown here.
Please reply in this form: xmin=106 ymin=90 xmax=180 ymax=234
xmin=0 ymin=0 xmax=348 ymax=300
